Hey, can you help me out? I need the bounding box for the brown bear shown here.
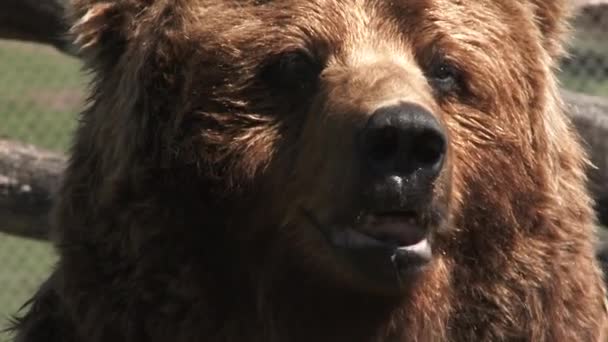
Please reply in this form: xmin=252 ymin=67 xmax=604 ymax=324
xmin=11 ymin=0 xmax=608 ymax=341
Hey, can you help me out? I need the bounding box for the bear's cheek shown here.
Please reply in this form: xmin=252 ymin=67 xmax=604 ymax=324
xmin=441 ymin=102 xmax=541 ymax=226
xmin=249 ymin=117 xmax=359 ymax=227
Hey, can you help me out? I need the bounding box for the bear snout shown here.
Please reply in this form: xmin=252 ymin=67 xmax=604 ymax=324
xmin=357 ymin=103 xmax=447 ymax=214
xmin=358 ymin=103 xmax=446 ymax=178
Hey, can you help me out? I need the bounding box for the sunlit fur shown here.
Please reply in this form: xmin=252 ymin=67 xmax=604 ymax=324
xmin=12 ymin=0 xmax=608 ymax=341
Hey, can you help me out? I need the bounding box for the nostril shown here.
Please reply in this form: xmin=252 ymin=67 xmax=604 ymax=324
xmin=359 ymin=103 xmax=447 ymax=178
xmin=412 ymin=130 xmax=446 ymax=167
xmin=367 ymin=126 xmax=400 ymax=163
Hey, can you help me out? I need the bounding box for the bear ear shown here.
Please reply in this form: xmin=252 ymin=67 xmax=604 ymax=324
xmin=526 ymin=0 xmax=571 ymax=58
xmin=69 ymin=1 xmax=147 ymax=59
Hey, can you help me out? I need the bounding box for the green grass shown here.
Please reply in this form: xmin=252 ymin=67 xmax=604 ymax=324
xmin=0 ymin=234 xmax=57 ymax=341
xmin=0 ymin=41 xmax=85 ymax=151
xmin=0 ymin=41 xmax=84 ymax=341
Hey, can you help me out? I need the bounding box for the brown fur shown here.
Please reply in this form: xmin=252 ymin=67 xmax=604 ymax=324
xmin=11 ymin=0 xmax=608 ymax=341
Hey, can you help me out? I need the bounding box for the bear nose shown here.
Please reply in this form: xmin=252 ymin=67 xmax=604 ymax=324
xmin=359 ymin=103 xmax=446 ymax=179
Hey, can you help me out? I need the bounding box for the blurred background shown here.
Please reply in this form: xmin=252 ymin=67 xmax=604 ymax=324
xmin=0 ymin=1 xmax=607 ymax=341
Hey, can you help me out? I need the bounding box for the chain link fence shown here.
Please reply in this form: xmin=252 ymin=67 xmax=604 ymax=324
xmin=561 ymin=4 xmax=608 ymax=96
xmin=1 ymin=4 xmax=607 ymax=341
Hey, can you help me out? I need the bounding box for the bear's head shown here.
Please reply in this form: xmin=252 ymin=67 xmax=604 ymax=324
xmin=64 ymin=0 xmax=585 ymax=298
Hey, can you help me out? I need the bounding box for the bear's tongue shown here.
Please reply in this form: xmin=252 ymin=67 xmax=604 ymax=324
xmin=356 ymin=213 xmax=426 ymax=247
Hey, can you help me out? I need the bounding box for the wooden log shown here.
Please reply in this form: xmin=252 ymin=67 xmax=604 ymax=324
xmin=0 ymin=0 xmax=76 ymax=55
xmin=564 ymin=91 xmax=608 ymax=225
xmin=0 ymin=140 xmax=65 ymax=240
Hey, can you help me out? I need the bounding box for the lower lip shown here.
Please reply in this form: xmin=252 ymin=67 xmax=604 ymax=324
xmin=393 ymin=239 xmax=431 ymax=258
xmin=328 ymin=227 xmax=432 ymax=264
xmin=390 ymin=239 xmax=432 ymax=270
xmin=327 ymin=235 xmax=433 ymax=292
xmin=328 ymin=227 xmax=428 ymax=250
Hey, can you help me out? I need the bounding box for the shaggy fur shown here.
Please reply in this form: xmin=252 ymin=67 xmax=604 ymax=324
xmin=11 ymin=0 xmax=608 ymax=341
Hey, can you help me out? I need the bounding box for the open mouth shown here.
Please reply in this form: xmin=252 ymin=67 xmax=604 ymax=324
xmin=328 ymin=212 xmax=428 ymax=249
xmin=303 ymin=209 xmax=435 ymax=291
xmin=335 ymin=212 xmax=431 ymax=264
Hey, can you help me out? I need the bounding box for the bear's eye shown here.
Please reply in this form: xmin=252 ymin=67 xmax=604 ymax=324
xmin=428 ymin=62 xmax=462 ymax=96
xmin=261 ymin=51 xmax=322 ymax=92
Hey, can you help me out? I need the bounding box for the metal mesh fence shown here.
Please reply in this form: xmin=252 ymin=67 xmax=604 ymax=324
xmin=561 ymin=5 xmax=608 ymax=96
xmin=0 ymin=4 xmax=607 ymax=341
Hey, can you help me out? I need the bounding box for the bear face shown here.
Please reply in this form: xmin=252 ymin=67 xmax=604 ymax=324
xmin=15 ymin=0 xmax=604 ymax=341
xmin=69 ymin=0 xmax=563 ymax=291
